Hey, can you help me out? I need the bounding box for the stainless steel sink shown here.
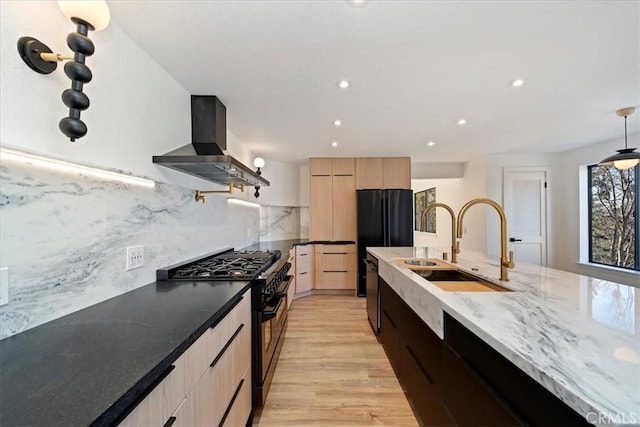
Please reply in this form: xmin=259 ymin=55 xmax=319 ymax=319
xmin=404 ymin=260 xmax=438 ymax=267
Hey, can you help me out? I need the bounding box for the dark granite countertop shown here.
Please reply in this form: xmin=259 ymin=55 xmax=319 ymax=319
xmin=0 ymin=279 xmax=250 ymax=426
xmin=0 ymin=239 xmax=355 ymax=427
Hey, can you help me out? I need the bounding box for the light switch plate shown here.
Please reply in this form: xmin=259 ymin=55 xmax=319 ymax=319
xmin=0 ymin=267 xmax=8 ymax=306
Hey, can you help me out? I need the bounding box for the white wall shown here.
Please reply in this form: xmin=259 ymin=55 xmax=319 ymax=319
xmin=256 ymin=158 xmax=300 ymax=206
xmin=411 ymin=157 xmax=488 ymax=254
xmin=0 ymin=1 xmax=288 ymax=338
xmin=553 ymin=134 xmax=640 ymax=286
xmin=458 ymin=157 xmax=488 ymax=252
xmin=412 ymin=162 xmax=465 ymax=179
xmin=485 ymin=153 xmax=554 ymax=260
xmin=412 ymin=178 xmax=465 ymax=252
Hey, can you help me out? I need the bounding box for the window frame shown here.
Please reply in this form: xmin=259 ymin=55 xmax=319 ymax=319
xmin=587 ymin=164 xmax=639 ymax=272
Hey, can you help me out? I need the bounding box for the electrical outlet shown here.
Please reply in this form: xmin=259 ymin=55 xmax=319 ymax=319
xmin=0 ymin=267 xmax=8 ymax=306
xmin=247 ymin=227 xmax=251 ymax=237
xmin=126 ymin=246 xmax=144 ymax=270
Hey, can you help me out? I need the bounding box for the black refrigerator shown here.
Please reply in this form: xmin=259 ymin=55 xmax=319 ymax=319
xmin=357 ymin=189 xmax=414 ymax=296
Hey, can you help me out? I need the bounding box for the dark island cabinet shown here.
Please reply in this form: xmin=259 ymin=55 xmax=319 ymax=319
xmin=444 ymin=313 xmax=591 ymax=427
xmin=379 ymin=280 xmax=591 ymax=427
xmin=379 ymin=279 xmax=454 ymax=425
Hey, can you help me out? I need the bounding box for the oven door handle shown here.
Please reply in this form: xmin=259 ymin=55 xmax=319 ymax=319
xmin=274 ymin=275 xmax=293 ymax=297
xmin=262 ymin=298 xmax=283 ymax=322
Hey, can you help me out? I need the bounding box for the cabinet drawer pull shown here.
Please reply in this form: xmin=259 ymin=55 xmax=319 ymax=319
xmin=324 ymin=270 xmax=348 ymax=273
xmin=163 ymin=416 xmax=177 ymax=427
xmin=299 ymin=272 xmax=308 ymax=275
xmin=211 ymin=296 xmax=244 ymax=329
xmin=218 ymin=378 xmax=245 ymax=427
xmin=116 ymin=364 xmax=176 ymax=424
xmin=210 ymin=323 xmax=244 ymax=368
xmin=406 ymin=346 xmax=434 ymax=385
xmin=299 ymin=253 xmax=307 ymax=256
xmin=324 ymin=252 xmax=348 ymax=255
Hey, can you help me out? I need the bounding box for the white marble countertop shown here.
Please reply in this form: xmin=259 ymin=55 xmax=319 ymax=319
xmin=368 ymin=246 xmax=640 ymax=426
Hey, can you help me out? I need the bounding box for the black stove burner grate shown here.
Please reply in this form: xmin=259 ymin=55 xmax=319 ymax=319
xmin=166 ymin=250 xmax=280 ymax=281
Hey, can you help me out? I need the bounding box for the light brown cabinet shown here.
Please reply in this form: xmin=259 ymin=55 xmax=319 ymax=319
xmin=295 ymin=244 xmax=313 ymax=294
xmin=382 ymin=157 xmax=411 ymax=189
xmin=354 ymin=157 xmax=411 ymax=189
xmin=355 ymin=158 xmax=383 ymax=189
xmin=309 ymin=158 xmax=356 ymax=241
xmin=314 ymin=244 xmax=356 ymax=290
xmin=119 ymin=290 xmax=252 ymax=427
xmin=309 ymin=174 xmax=333 ymax=241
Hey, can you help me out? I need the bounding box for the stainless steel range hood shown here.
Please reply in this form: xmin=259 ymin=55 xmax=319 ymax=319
xmin=152 ymin=96 xmax=269 ymax=188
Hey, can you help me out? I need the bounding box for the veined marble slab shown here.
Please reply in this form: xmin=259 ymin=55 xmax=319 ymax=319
xmin=369 ymin=246 xmax=640 ymax=426
xmin=0 ymin=161 xmax=260 ymax=339
xmin=259 ymin=205 xmax=302 ymax=241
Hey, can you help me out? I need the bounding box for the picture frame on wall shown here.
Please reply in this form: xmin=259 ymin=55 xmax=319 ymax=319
xmin=414 ymin=187 xmax=436 ymax=233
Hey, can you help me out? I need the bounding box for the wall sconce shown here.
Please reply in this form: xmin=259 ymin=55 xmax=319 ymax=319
xmin=599 ymin=107 xmax=639 ymax=170
xmin=253 ymin=157 xmax=265 ymax=198
xmin=17 ymin=1 xmax=111 ymax=142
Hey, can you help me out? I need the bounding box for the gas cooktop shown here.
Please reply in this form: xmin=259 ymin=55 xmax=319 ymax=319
xmin=157 ymin=249 xmax=281 ymax=281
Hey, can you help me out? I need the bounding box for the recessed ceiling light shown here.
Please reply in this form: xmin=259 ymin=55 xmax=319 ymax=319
xmin=334 ymin=119 xmax=342 ymax=126
xmin=426 ymin=141 xmax=436 ymax=147
xmin=511 ymin=79 xmax=525 ymax=87
xmin=337 ymin=80 xmax=350 ymax=89
xmin=346 ymin=0 xmax=371 ymax=7
xmin=457 ymin=119 xmax=467 ymax=125
xmin=331 ymin=141 xmax=338 ymax=147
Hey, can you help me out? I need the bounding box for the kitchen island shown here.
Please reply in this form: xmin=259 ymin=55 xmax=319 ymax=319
xmin=369 ymin=246 xmax=639 ymax=426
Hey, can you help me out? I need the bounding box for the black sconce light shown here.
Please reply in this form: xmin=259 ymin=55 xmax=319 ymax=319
xmin=253 ymin=157 xmax=265 ymax=198
xmin=599 ymin=107 xmax=639 ymax=170
xmin=17 ymin=1 xmax=110 ymax=142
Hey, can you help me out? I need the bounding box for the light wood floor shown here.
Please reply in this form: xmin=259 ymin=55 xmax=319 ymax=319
xmin=254 ymin=295 xmax=418 ymax=426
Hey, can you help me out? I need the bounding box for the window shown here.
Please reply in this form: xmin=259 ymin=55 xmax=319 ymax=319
xmin=588 ymin=164 xmax=639 ymax=271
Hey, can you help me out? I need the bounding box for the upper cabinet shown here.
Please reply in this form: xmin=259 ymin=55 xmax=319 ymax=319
xmin=309 ymin=158 xmax=356 ymax=241
xmin=355 ymin=157 xmax=411 ymax=189
xmin=382 ymin=157 xmax=411 ymax=189
xmin=309 ymin=157 xmax=411 ymax=242
xmin=355 ymin=158 xmax=383 ymax=189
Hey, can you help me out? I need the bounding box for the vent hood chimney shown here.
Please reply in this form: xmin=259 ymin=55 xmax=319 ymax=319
xmin=152 ymin=96 xmax=269 ymax=188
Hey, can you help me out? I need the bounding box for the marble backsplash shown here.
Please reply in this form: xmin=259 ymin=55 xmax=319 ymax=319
xmin=0 ymin=161 xmax=262 ymax=339
xmin=259 ymin=205 xmax=309 ymax=241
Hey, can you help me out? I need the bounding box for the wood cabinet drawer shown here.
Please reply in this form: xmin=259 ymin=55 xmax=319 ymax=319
xmin=380 ymin=309 xmax=400 ymax=375
xmin=296 ymin=255 xmax=312 ymax=272
xmin=315 ymin=252 xmax=355 ymax=272
xmin=443 ymin=344 xmax=523 ymax=426
xmin=400 ymin=345 xmax=454 ymax=426
xmin=183 ymin=290 xmax=251 ymax=393
xmin=314 ymin=244 xmax=355 ymax=254
xmin=221 ymin=365 xmax=252 ymax=427
xmin=175 ymin=315 xmax=251 ymax=426
xmin=314 ymin=270 xmax=355 ymax=289
xmin=296 ymin=244 xmax=312 ymax=256
xmin=118 ymin=357 xmax=186 ymax=427
xmin=296 ymin=270 xmax=312 ymax=293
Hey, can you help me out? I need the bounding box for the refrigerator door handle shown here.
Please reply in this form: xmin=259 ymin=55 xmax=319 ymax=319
xmin=382 ymin=195 xmax=388 ymax=246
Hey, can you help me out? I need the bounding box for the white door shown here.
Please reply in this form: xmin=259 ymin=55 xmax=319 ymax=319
xmin=503 ymin=168 xmax=548 ymax=266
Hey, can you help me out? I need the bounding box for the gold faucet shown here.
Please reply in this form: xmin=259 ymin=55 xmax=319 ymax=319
xmin=420 ymin=203 xmax=459 ymax=263
xmin=456 ymin=198 xmax=515 ymax=281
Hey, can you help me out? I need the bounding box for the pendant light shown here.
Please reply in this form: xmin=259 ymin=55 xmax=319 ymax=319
xmin=599 ymin=107 xmax=639 ymax=170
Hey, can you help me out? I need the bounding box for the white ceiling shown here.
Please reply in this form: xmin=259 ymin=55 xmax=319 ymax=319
xmin=109 ymin=0 xmax=640 ymax=165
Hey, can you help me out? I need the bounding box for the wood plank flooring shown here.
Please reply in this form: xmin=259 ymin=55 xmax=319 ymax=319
xmin=254 ymin=295 xmax=418 ymax=426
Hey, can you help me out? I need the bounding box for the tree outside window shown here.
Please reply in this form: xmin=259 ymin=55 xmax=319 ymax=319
xmin=588 ymin=165 xmax=639 ymax=271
